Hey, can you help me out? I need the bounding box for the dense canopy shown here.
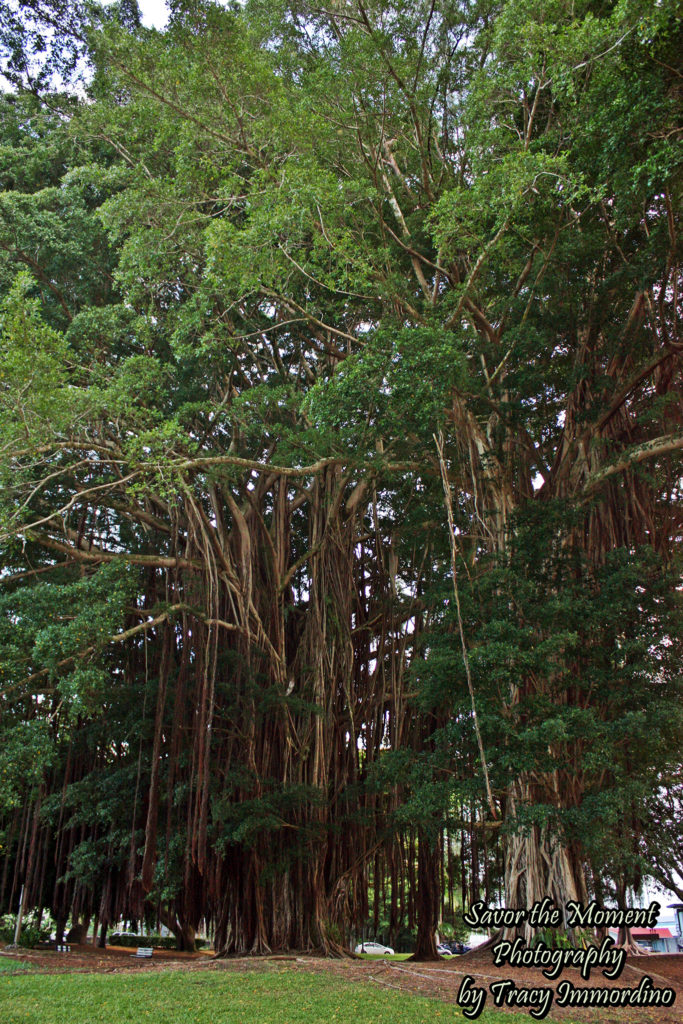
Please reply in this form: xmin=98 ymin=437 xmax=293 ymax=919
xmin=0 ymin=0 xmax=681 ymax=957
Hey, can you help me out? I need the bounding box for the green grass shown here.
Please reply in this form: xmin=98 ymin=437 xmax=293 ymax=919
xmin=0 ymin=956 xmax=34 ymax=973
xmin=356 ymin=951 xmax=412 ymax=961
xmin=0 ymin=966 xmax=569 ymax=1024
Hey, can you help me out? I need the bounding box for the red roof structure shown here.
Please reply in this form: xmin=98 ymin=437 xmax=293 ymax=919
xmin=609 ymin=927 xmax=673 ymax=939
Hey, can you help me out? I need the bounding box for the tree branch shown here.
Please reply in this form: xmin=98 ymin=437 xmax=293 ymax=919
xmin=582 ymin=433 xmax=683 ymax=495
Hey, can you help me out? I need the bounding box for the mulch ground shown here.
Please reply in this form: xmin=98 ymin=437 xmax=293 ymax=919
xmin=292 ymin=949 xmax=683 ymax=1023
xmin=2 ymin=943 xmax=682 ymax=1023
xmin=0 ymin=942 xmax=212 ymax=973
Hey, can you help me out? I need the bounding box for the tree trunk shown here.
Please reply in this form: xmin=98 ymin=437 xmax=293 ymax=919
xmin=66 ymin=915 xmax=90 ymax=943
xmin=158 ymin=905 xmax=197 ymax=953
xmin=177 ymin=919 xmax=196 ymax=952
xmin=615 ymin=926 xmax=645 ymax=955
xmin=504 ymin=773 xmax=587 ymax=943
xmin=412 ymin=832 xmax=441 ymax=960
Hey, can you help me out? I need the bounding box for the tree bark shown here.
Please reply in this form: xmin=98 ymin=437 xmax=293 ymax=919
xmin=412 ymin=832 xmax=441 ymax=960
xmin=504 ymin=773 xmax=587 ymax=943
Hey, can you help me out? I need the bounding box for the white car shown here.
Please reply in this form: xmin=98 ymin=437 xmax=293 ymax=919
xmin=355 ymin=940 xmax=394 ymax=955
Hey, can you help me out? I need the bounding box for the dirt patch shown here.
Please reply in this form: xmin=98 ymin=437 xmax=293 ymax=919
xmin=286 ymin=951 xmax=683 ymax=1023
xmin=0 ymin=942 xmax=211 ymax=975
xmin=2 ymin=945 xmax=681 ymax=1022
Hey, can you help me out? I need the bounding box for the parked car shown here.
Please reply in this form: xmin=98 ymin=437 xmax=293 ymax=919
xmin=354 ymin=940 xmax=394 ymax=955
xmin=437 ymin=944 xmax=454 ymax=956
xmin=445 ymin=941 xmax=470 ymax=954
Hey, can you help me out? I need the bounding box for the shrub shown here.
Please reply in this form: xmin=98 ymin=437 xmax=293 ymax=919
xmin=109 ymin=932 xmax=208 ymax=951
xmin=0 ymin=912 xmax=53 ymax=948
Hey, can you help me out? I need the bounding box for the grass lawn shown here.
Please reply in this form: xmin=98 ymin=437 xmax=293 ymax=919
xmin=0 ymin=966 xmax=564 ymax=1024
xmin=356 ymin=951 xmax=412 ymax=961
xmin=0 ymin=957 xmax=34 ymax=973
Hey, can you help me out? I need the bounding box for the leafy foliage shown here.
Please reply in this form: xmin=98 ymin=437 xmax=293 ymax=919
xmin=0 ymin=0 xmax=680 ymax=955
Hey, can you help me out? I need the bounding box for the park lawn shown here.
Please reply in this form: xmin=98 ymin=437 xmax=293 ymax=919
xmin=0 ymin=966 xmax=567 ymax=1024
xmin=0 ymin=957 xmax=33 ymax=973
xmin=356 ymin=951 xmax=412 ymax=960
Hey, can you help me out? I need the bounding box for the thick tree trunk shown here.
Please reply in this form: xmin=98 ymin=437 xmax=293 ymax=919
xmin=66 ymin=915 xmax=90 ymax=943
xmin=213 ymin=846 xmax=349 ymax=957
xmin=412 ymin=833 xmax=441 ymax=960
xmin=177 ymin=920 xmax=196 ymax=952
xmin=504 ymin=773 xmax=588 ymax=943
xmin=159 ymin=905 xmax=197 ymax=953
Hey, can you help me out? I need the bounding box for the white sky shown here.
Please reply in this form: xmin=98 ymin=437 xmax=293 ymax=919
xmin=138 ymin=1 xmax=170 ymax=28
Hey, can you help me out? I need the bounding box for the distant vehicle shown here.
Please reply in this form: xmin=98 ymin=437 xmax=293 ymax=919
xmin=355 ymin=940 xmax=394 ymax=955
xmin=445 ymin=941 xmax=470 ymax=954
xmin=437 ymin=944 xmax=454 ymax=956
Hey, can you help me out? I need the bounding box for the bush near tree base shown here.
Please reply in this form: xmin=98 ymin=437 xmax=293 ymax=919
xmin=109 ymin=933 xmax=208 ymax=951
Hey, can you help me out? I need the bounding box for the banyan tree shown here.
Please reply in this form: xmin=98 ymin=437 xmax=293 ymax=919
xmin=1 ymin=0 xmax=681 ymax=956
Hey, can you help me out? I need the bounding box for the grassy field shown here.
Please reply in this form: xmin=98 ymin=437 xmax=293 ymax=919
xmin=356 ymin=951 xmax=412 ymax=961
xmin=0 ymin=966 xmax=554 ymax=1024
xmin=0 ymin=957 xmax=33 ymax=973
